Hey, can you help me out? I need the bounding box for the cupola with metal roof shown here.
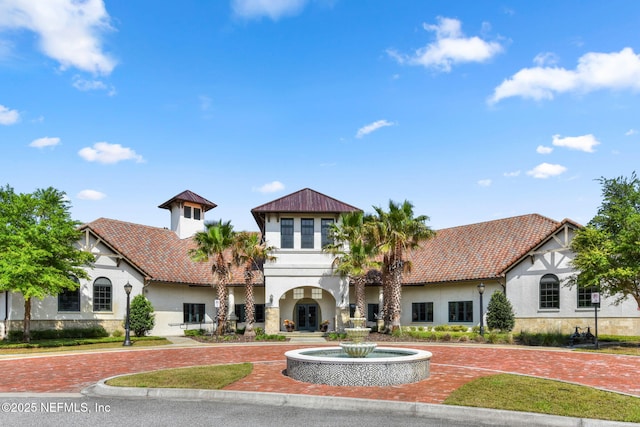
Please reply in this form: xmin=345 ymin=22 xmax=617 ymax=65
xmin=158 ymin=190 xmax=217 ymax=239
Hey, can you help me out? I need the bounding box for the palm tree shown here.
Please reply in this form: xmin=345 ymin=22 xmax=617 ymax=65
xmin=369 ymin=200 xmax=435 ymax=332
xmin=190 ymin=219 xmax=235 ymax=336
xmin=324 ymin=211 xmax=380 ymax=318
xmin=233 ymin=232 xmax=275 ymax=336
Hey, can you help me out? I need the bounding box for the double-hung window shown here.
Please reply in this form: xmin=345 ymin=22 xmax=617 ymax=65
xmin=281 ymin=218 xmax=294 ymax=248
xmin=301 ymin=218 xmax=314 ymax=249
xmin=321 ymin=218 xmax=334 ymax=248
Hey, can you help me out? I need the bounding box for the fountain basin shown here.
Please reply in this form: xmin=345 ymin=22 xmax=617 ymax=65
xmin=285 ymin=347 xmax=432 ymax=386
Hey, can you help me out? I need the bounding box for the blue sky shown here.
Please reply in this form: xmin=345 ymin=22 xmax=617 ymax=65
xmin=1 ymin=0 xmax=639 ymax=232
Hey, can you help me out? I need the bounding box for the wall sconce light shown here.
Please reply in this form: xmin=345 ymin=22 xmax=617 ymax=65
xmin=269 ymin=294 xmax=274 ymax=304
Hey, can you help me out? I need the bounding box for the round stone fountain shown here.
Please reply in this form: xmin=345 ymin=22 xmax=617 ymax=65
xmin=285 ymin=309 xmax=432 ymax=386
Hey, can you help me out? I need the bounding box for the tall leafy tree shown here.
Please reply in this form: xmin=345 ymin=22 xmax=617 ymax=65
xmin=233 ymin=232 xmax=275 ymax=336
xmin=0 ymin=185 xmax=94 ymax=342
xmin=324 ymin=211 xmax=380 ymax=318
xmin=368 ymin=200 xmax=435 ymax=332
xmin=569 ymin=173 xmax=640 ymax=308
xmin=190 ymin=220 xmax=235 ymax=336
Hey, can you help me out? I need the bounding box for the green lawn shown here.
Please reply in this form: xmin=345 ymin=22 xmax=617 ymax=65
xmin=445 ymin=373 xmax=640 ymax=423
xmin=106 ymin=363 xmax=252 ymax=389
xmin=0 ymin=336 xmax=170 ymax=354
xmin=105 ymin=363 xmax=640 ymax=423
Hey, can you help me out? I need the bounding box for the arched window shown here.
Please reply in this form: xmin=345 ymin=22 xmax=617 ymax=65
xmin=539 ymin=274 xmax=560 ymax=309
xmin=58 ymin=276 xmax=80 ymax=312
xmin=93 ymin=277 xmax=112 ymax=312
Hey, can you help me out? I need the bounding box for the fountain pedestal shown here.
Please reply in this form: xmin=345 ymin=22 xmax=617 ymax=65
xmin=340 ymin=309 xmax=377 ymax=358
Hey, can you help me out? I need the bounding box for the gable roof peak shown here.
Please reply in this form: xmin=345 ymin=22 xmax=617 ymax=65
xmin=251 ymin=188 xmax=360 ymax=214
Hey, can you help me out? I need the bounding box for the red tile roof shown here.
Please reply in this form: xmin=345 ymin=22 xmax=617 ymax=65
xmin=403 ymin=214 xmax=571 ymax=284
xmin=81 ymin=213 xmax=576 ymax=288
xmin=81 ymin=218 xmax=256 ymax=286
xmin=158 ymin=190 xmax=217 ymax=212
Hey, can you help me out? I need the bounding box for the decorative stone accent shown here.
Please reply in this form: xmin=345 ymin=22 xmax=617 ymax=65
xmin=514 ymin=317 xmax=640 ymax=336
xmin=265 ymin=306 xmax=280 ymax=335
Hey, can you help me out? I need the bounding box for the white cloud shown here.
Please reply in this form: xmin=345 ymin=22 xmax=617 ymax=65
xmin=503 ymin=170 xmax=520 ymax=177
xmin=29 ymin=136 xmax=60 ymax=148
xmin=72 ymin=75 xmax=115 ymax=95
xmin=78 ymin=142 xmax=144 ymax=164
xmin=477 ymin=179 xmax=492 ymax=187
xmin=77 ymin=189 xmax=106 ymax=200
xmin=527 ymin=163 xmax=567 ymax=179
xmin=490 ymin=48 xmax=640 ymax=104
xmin=232 ymin=0 xmax=306 ymax=20
xmin=356 ymin=119 xmax=396 ymax=138
xmin=533 ymin=52 xmax=558 ymax=67
xmin=0 ymin=0 xmax=116 ymax=75
xmin=253 ymin=181 xmax=285 ymax=193
xmin=0 ymin=104 xmax=19 ymax=124
xmin=625 ymin=129 xmax=637 ymax=136
xmin=536 ymin=145 xmax=553 ymax=154
xmin=552 ymin=134 xmax=600 ymax=153
xmin=388 ymin=16 xmax=503 ymax=72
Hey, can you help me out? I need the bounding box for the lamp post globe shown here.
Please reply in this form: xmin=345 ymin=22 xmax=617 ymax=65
xmin=123 ymin=282 xmax=133 ymax=346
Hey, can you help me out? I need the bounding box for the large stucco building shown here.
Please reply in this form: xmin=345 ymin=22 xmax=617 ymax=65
xmin=1 ymin=188 xmax=638 ymax=338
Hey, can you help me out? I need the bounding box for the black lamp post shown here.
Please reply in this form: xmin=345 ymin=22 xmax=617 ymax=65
xmin=477 ymin=283 xmax=485 ymax=337
xmin=123 ymin=282 xmax=133 ymax=346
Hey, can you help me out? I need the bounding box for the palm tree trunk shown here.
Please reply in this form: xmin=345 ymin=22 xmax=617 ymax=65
xmin=353 ymin=275 xmax=366 ymax=319
xmin=245 ymin=279 xmax=255 ymax=336
xmin=217 ymin=282 xmax=227 ymax=335
xmin=389 ymin=267 xmax=403 ymax=332
xmin=381 ymin=266 xmax=392 ymax=332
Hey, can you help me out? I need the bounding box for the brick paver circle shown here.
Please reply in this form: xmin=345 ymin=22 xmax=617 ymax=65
xmin=1 ymin=342 xmax=638 ymax=404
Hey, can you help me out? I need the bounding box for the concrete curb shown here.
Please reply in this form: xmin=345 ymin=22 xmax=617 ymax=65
xmin=83 ymin=378 xmax=637 ymax=427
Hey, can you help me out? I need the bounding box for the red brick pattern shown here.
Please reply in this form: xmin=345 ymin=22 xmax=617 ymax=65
xmin=1 ymin=343 xmax=638 ymax=403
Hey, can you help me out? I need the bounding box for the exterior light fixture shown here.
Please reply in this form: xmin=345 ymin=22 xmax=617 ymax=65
xmin=477 ymin=283 xmax=485 ymax=337
xmin=123 ymin=282 xmax=133 ymax=346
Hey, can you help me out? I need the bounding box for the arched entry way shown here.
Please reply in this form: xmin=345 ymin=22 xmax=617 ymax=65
xmin=294 ymin=299 xmax=319 ymax=331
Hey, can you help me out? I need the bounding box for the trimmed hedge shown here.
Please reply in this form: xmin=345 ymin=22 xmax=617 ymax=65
xmin=7 ymin=326 xmax=109 ymax=342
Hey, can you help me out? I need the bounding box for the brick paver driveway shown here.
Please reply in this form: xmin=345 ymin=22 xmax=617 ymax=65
xmin=1 ymin=342 xmax=638 ymax=404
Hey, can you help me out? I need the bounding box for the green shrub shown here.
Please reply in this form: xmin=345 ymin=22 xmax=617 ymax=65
xmin=486 ymin=291 xmax=516 ymax=332
xmin=129 ymin=294 xmax=155 ymax=337
xmin=112 ymin=330 xmax=123 ymax=338
xmin=255 ymin=334 xmax=286 ymax=341
xmin=517 ymin=330 xmax=566 ymax=347
xmin=7 ymin=327 xmax=109 ymax=342
xmin=184 ymin=329 xmax=205 ymax=337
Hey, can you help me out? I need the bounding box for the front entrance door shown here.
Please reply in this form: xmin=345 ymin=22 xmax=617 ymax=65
xmin=296 ymin=303 xmax=318 ymax=331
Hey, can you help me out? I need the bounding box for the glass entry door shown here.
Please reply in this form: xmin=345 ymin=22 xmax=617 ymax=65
xmin=296 ymin=304 xmax=318 ymax=331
